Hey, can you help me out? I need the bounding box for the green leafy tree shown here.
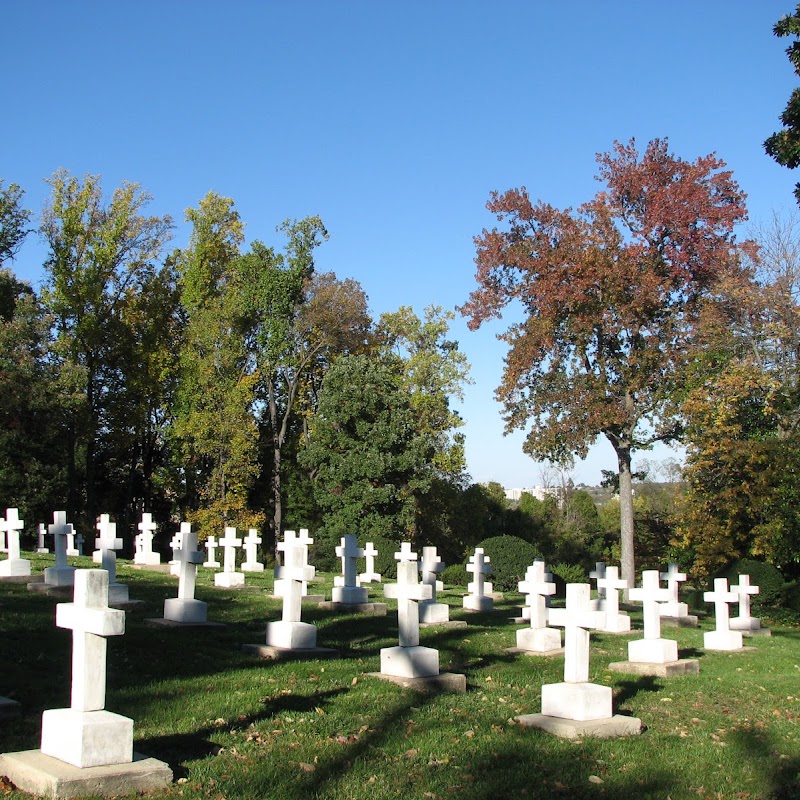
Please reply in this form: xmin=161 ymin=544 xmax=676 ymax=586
xmin=0 ymin=181 xmax=31 ymax=268
xmin=460 ymin=138 xmax=750 ymax=587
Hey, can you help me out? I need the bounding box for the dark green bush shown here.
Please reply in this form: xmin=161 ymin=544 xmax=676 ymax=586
xmin=474 ymin=535 xmax=542 ymax=592
xmin=440 ymin=563 xmax=468 ymax=588
xmin=368 ymin=534 xmax=401 ymax=580
xmin=714 ymin=558 xmax=786 ymax=612
xmin=550 ymin=561 xmax=586 ymax=585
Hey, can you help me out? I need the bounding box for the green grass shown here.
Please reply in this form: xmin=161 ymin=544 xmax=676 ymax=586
xmin=2 ymin=552 xmax=800 ymax=799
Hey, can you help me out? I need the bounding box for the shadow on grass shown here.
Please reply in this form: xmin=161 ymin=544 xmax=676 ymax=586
xmin=727 ymin=724 xmax=800 ymax=799
xmin=613 ymin=675 xmax=663 ymax=707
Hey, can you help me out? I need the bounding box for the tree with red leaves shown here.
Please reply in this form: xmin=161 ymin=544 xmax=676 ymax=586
xmin=459 ymin=139 xmax=751 ymax=586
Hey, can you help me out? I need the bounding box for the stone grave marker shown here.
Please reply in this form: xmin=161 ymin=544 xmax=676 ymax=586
xmin=395 ymin=541 xmax=417 ymax=564
xmin=163 ymin=528 xmax=210 ymax=624
xmin=419 ymin=546 xmax=450 ymax=624
xmin=215 ymin=527 xmax=245 ymax=587
xmin=463 ymin=547 xmax=493 ymax=611
xmin=595 ymin=566 xmax=631 ymax=633
xmin=43 ymin=511 xmax=76 ymax=587
xmin=36 ymin=522 xmax=49 ymax=554
xmin=589 ymin=561 xmax=607 ymax=610
xmin=704 ymin=578 xmax=744 ymax=651
xmin=168 ymin=525 xmax=186 ymax=575
xmin=515 ymin=583 xmax=641 ymax=738
xmin=659 ymin=563 xmax=698 ymax=626
xmin=358 ymin=541 xmax=381 ymax=585
xmin=241 ymin=529 xmax=265 ymax=573
xmin=332 ymin=534 xmax=369 ymax=604
xmin=95 ymin=514 xmax=129 ymax=604
xmin=729 ymin=574 xmax=769 ymax=635
xmin=134 ymin=513 xmax=161 ymax=566
xmin=273 ymin=529 xmax=323 ymax=602
xmin=0 ymin=508 xmax=30 ymax=577
xmin=514 ymin=560 xmax=561 ymax=654
xmin=0 ymin=569 xmax=172 ymax=795
xmin=204 ymin=534 xmax=221 ymax=568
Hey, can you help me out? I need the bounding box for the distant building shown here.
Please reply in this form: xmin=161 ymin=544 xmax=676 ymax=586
xmin=505 ymin=486 xmax=563 ymax=504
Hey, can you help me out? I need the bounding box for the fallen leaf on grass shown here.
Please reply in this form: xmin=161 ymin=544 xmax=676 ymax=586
xmin=589 ymin=776 xmax=603 ymax=784
xmin=463 ymin=730 xmax=475 ymax=738
xmin=404 ymin=749 xmax=418 ymax=759
xmin=290 ymin=762 xmax=315 ymax=773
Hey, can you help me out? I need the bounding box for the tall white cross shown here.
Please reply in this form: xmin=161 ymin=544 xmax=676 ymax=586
xmin=384 ymin=560 xmax=432 ymax=647
xmin=50 ymin=511 xmax=72 ymax=569
xmin=519 ymin=560 xmax=556 ymax=629
xmin=172 ymin=529 xmax=205 ymax=600
xmin=466 ymin=548 xmax=491 ymax=597
xmin=394 ymin=542 xmax=417 ymax=564
xmin=55 ymin=569 xmax=126 ymax=711
xmin=419 ymin=546 xmax=444 ymax=600
xmin=2 ymin=508 xmax=24 ymax=560
xmin=704 ymin=577 xmax=738 ymax=634
xmin=589 ymin=561 xmax=607 ymax=603
xmin=336 ymin=534 xmax=364 ymax=588
xmin=596 ymin=566 xmax=629 ymax=622
xmin=275 ymin=529 xmax=315 ymax=623
xmin=660 ymin=563 xmax=687 ymax=606
xmin=548 ymin=583 xmax=605 ymax=683
xmin=242 ymin=529 xmax=264 ymax=571
xmin=629 ymin=570 xmax=671 ymax=640
xmin=219 ymin=527 xmax=242 ymax=573
xmin=95 ymin=514 xmax=123 ymax=584
xmin=135 ymin=512 xmax=158 ymax=564
xmin=204 ymin=534 xmax=220 ymax=568
xmin=731 ymin=574 xmax=759 ymax=620
xmin=37 ymin=522 xmax=49 ymax=553
xmin=358 ymin=541 xmax=381 ymax=584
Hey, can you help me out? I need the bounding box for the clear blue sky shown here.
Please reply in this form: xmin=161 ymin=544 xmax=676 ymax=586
xmin=4 ymin=1 xmax=799 ymax=487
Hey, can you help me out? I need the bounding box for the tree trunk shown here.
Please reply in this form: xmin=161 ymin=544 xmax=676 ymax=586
xmin=616 ymin=444 xmax=635 ymax=590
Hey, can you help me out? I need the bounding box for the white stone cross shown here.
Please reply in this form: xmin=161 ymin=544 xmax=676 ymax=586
xmin=731 ymin=574 xmax=759 ymax=620
xmin=589 ymin=561 xmax=607 ymax=604
xmin=705 ymin=577 xmax=738 ymax=634
xmin=660 ymin=563 xmax=686 ymax=605
xmin=548 ymin=583 xmax=605 ymax=683
xmin=394 ymin=542 xmax=417 ymax=563
xmin=37 ymin=522 xmax=49 ymax=553
xmin=172 ymin=529 xmax=205 ymax=600
xmin=95 ymin=514 xmax=123 ymax=584
xmin=169 ymin=524 xmax=189 ymax=575
xmin=2 ymin=508 xmax=24 ymax=560
xmin=204 ymin=534 xmax=220 ymax=568
xmin=50 ymin=511 xmax=72 ymax=570
xmin=384 ymin=559 xmax=432 ymax=647
xmin=75 ymin=532 xmax=85 ymax=555
xmin=55 ymin=569 xmax=126 ymax=712
xmin=629 ymin=570 xmax=671 ymax=640
xmin=419 ymin=546 xmax=444 ymax=600
xmin=596 ymin=566 xmax=630 ymax=632
xmin=336 ymin=534 xmax=364 ymax=588
xmin=466 ymin=548 xmax=491 ymax=597
xmin=358 ymin=541 xmax=381 ymax=584
xmin=519 ymin=560 xmax=556 ymax=629
xmin=241 ymin=529 xmax=264 ymax=572
xmin=219 ymin=527 xmax=242 ymax=573
xmin=275 ymin=529 xmax=315 ymax=623
xmin=134 ymin=512 xmax=159 ymax=565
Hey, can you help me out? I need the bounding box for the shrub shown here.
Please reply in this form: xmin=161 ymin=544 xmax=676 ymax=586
xmin=474 ymin=535 xmax=542 ymax=592
xmin=714 ymin=558 xmax=786 ymax=612
xmin=550 ymin=561 xmax=586 ymax=585
xmin=368 ymin=534 xmax=401 ymax=580
xmin=440 ymin=563 xmax=468 ymax=588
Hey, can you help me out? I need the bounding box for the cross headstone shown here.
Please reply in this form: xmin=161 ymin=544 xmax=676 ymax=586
xmin=215 ymin=527 xmax=245 ymax=587
xmin=44 ymin=511 xmax=76 ymax=586
xmin=395 ymin=542 xmax=417 ymax=564
xmin=332 ymin=534 xmax=368 ymax=604
xmin=74 ymin=532 xmax=84 ymax=556
xmin=729 ymin=574 xmax=762 ymax=632
xmin=37 ymin=522 xmax=49 ymax=553
xmin=273 ymin=529 xmax=315 ymax=597
xmin=548 ymin=583 xmax=605 ymax=683
xmin=66 ymin=526 xmax=79 ymax=557
xmin=95 ymin=514 xmax=128 ymax=603
xmin=163 ymin=527 xmax=208 ymax=624
xmin=40 ymin=568 xmax=132 ymax=768
xmin=704 ymin=577 xmax=743 ymax=650
xmin=134 ymin=512 xmax=160 ymax=566
xmin=596 ymin=566 xmax=631 ymax=633
xmin=0 ymin=508 xmax=30 ymax=577
xmin=204 ymin=534 xmax=220 ymax=568
xmin=627 ymin=570 xmax=678 ymax=662
xmin=266 ymin=528 xmax=317 ymax=649
xmin=169 ymin=525 xmax=187 ymax=575
xmin=463 ymin=547 xmax=493 ymax=611
xmin=659 ymin=562 xmax=690 ymax=618
xmin=418 ymin=546 xmax=449 ymax=624
xmin=589 ymin=561 xmax=607 ymax=610
xmin=241 ymin=529 xmax=264 ymax=572
xmin=358 ymin=541 xmax=382 ymax=585
xmin=516 ymin=560 xmax=561 ymax=652
xmin=384 ymin=560 xmax=433 ymax=648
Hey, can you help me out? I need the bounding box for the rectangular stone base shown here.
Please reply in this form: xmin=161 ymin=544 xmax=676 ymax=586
xmin=129 ymin=563 xmax=171 ymax=573
xmin=730 ymin=617 xmax=762 ymax=632
xmin=368 ymin=671 xmax=466 ymax=693
xmin=0 ymin=558 xmax=31 ymax=577
xmin=0 ymin=695 xmax=21 ymax=719
xmin=0 ymin=750 xmax=172 ymax=799
xmin=628 ymin=637 xmax=678 ymax=664
xmin=462 ymin=596 xmax=493 ymax=612
xmin=541 ymin=682 xmax=612 ymax=721
xmin=704 ymin=630 xmax=744 ymax=651
xmin=41 ymin=709 xmax=132 ymax=768
xmin=515 ymin=713 xmax=642 ymax=739
xmin=133 ymin=554 xmax=162 ymax=566
xmin=145 ymin=617 xmax=225 ymax=629
xmin=419 ymin=602 xmax=450 ymax=624
xmin=505 ymin=646 xmax=564 ymax=658
xmin=240 ymin=563 xmax=265 ymax=573
xmin=660 ymin=614 xmax=699 ymax=628
xmin=516 ymin=627 xmax=562 ymax=653
xmin=742 ymin=627 xmax=771 ymax=637
xmin=214 ymin=572 xmax=245 ymax=588
xmin=420 ymin=619 xmax=468 ymax=629
xmin=608 ymin=658 xmax=700 ymax=677
xmin=1 ymin=573 xmax=42 ymax=584
xmin=28 ymin=582 xmax=74 ymax=598
xmin=269 ymin=594 xmax=325 ymax=604
xmin=242 ymin=643 xmax=339 ymax=660
xmin=332 ymin=586 xmax=369 ymax=604
xmin=42 ymin=567 xmax=76 ymax=587
xmin=266 ymin=620 xmax=317 ymax=649
xmin=163 ymin=598 xmax=209 ymax=623
xmin=380 ymin=645 xmax=439 ymax=678
xmin=317 ymin=601 xmax=387 ymax=615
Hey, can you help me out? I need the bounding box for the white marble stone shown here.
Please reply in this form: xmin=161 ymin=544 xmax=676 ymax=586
xmin=134 ymin=513 xmax=160 ymax=566
xmin=0 ymin=508 xmax=30 ymax=577
xmin=332 ymin=534 xmax=368 ymax=604
xmin=95 ymin=515 xmax=128 ymax=603
xmin=659 ymin=562 xmax=690 ymax=618
xmin=358 ymin=541 xmax=382 ymax=585
xmin=36 ymin=523 xmax=49 ymax=554
xmin=516 ymin=560 xmax=560 ymax=651
xmin=704 ymin=578 xmax=744 ymax=650
xmin=463 ymin=547 xmax=493 ymax=611
xmin=595 ymin=566 xmax=631 ymax=633
xmin=589 ymin=561 xmax=607 ymax=610
xmin=164 ymin=527 xmax=207 ymax=623
xmin=729 ymin=574 xmax=762 ymax=631
xmin=628 ymin=570 xmax=677 ymax=663
xmin=40 ymin=569 xmax=132 ymax=768
xmin=44 ymin=512 xmax=76 ymax=587
xmin=168 ymin=525 xmax=187 ymax=576
xmin=241 ymin=529 xmax=265 ymax=573
xmin=419 ymin=546 xmax=449 ymax=624
xmin=541 ymin=681 xmax=613 ymax=722
xmin=214 ymin=527 xmax=245 ymax=587
xmin=266 ymin=529 xmax=317 ymax=648
xmin=203 ymin=534 xmax=220 ymax=568
xmin=394 ymin=541 xmax=417 ymax=564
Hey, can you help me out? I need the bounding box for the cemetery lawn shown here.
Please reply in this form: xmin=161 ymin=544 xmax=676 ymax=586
xmin=2 ymin=555 xmax=800 ymax=800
